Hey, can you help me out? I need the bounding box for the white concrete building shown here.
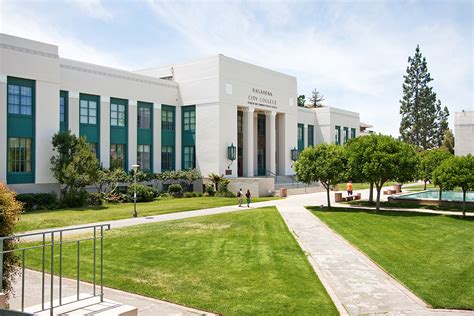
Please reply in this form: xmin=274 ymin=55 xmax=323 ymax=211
xmin=0 ymin=34 xmax=362 ymax=193
xmin=454 ymin=111 xmax=474 ymax=156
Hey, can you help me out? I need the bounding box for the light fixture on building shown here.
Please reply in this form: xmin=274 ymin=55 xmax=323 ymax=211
xmin=291 ymin=147 xmax=299 ymax=162
xmin=227 ymin=143 xmax=236 ymax=170
xmin=131 ymin=164 xmax=140 ymax=218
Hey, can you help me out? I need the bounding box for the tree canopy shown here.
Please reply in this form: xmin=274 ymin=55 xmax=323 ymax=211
xmin=442 ymin=129 xmax=455 ymax=154
xmin=294 ymin=144 xmax=346 ymax=207
xmin=346 ymin=134 xmax=418 ymax=210
xmin=297 ymin=95 xmax=306 ymax=107
xmin=308 ymin=88 xmax=325 ymax=108
xmin=399 ymin=45 xmax=449 ymax=150
xmin=418 ymin=148 xmax=452 ymax=190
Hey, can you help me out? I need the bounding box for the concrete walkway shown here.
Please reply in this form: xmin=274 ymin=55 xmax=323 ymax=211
xmin=10 ymin=270 xmax=214 ymax=315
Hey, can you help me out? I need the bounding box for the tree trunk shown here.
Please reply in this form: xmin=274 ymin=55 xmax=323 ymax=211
xmin=462 ymin=190 xmax=466 ymax=218
xmin=424 ymin=181 xmax=427 ymax=190
xmin=326 ymin=187 xmax=331 ymax=208
xmin=438 ymin=187 xmax=442 ymax=203
xmin=376 ymin=186 xmax=381 ymax=211
xmin=369 ymin=182 xmax=374 ymax=203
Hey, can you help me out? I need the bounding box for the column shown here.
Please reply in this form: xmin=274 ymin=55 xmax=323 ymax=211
xmin=243 ymin=107 xmax=254 ymax=177
xmin=153 ymin=104 xmax=161 ymax=173
xmin=0 ymin=75 xmax=7 ymax=183
xmin=304 ymin=124 xmax=308 ymax=148
xmin=175 ymin=105 xmax=182 ymax=170
xmin=68 ymin=92 xmax=80 ymax=136
xmin=100 ymin=95 xmax=110 ymax=168
xmin=128 ymin=100 xmax=137 ymax=169
xmin=266 ymin=111 xmax=277 ymax=175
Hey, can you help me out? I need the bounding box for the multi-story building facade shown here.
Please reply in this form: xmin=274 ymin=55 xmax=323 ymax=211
xmin=454 ymin=111 xmax=474 ymax=156
xmin=0 ymin=34 xmax=362 ymax=193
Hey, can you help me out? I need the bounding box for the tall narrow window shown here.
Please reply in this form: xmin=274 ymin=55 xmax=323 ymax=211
xmin=343 ymin=127 xmax=349 ymax=144
xmin=351 ymin=128 xmax=356 ymax=139
xmin=183 ymin=146 xmax=195 ymax=170
xmin=162 ymin=109 xmax=174 ymax=130
xmin=8 ymin=84 xmax=32 ymax=115
xmin=110 ymin=103 xmax=126 ymax=127
xmin=297 ymin=124 xmax=304 ymax=151
xmin=137 ymin=144 xmax=151 ymax=171
xmin=80 ymin=99 xmax=97 ymax=124
xmin=335 ymin=126 xmax=341 ymax=145
xmin=308 ymin=125 xmax=314 ymax=147
xmin=110 ymin=144 xmax=125 ymax=169
xmin=60 ymin=91 xmax=68 ymax=132
xmin=7 ymin=138 xmax=32 ymax=173
xmin=183 ymin=109 xmax=196 ymax=131
xmin=161 ymin=146 xmax=174 ymax=171
xmin=60 ymin=96 xmax=65 ymax=123
xmin=138 ymin=106 xmax=151 ymax=129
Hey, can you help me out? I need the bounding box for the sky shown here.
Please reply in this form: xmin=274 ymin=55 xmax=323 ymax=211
xmin=1 ymin=0 xmax=472 ymax=136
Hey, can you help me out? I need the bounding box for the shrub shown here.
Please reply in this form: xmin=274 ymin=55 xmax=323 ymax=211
xmin=204 ymin=184 xmax=215 ymax=196
xmin=127 ymin=184 xmax=155 ymax=202
xmin=168 ymin=184 xmax=183 ymax=197
xmin=217 ymin=178 xmax=230 ymax=193
xmin=203 ymin=192 xmax=210 ymax=197
xmin=196 ymin=192 xmax=203 ymax=197
xmin=0 ymin=182 xmax=23 ymax=301
xmin=87 ymin=192 xmax=103 ymax=206
xmin=183 ymin=192 xmax=193 ymax=198
xmin=159 ymin=192 xmax=171 ymax=198
xmin=61 ymin=189 xmax=88 ymax=208
xmin=17 ymin=193 xmax=58 ymax=212
xmin=215 ymin=191 xmax=235 ymax=198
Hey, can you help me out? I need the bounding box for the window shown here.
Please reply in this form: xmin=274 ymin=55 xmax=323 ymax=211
xmin=351 ymin=128 xmax=356 ymax=139
xmin=60 ymin=96 xmax=65 ymax=123
xmin=308 ymin=125 xmax=314 ymax=147
xmin=335 ymin=126 xmax=341 ymax=145
xmin=110 ymin=144 xmax=126 ymax=169
xmin=80 ymin=99 xmax=97 ymax=124
xmin=183 ymin=146 xmax=195 ymax=170
xmin=161 ymin=146 xmax=174 ymax=171
xmin=111 ymin=103 xmax=126 ymax=127
xmin=8 ymin=138 xmax=32 ymax=173
xmin=137 ymin=144 xmax=151 ymax=171
xmin=138 ymin=106 xmax=151 ymax=129
xmin=297 ymin=123 xmax=304 ymax=151
xmin=8 ymin=84 xmax=32 ymax=115
xmin=183 ymin=110 xmax=196 ymax=131
xmin=162 ymin=109 xmax=174 ymax=130
xmin=343 ymin=127 xmax=349 ymax=144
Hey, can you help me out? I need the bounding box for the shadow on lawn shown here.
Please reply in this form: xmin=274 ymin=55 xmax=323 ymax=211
xmin=307 ymin=206 xmax=474 ymax=222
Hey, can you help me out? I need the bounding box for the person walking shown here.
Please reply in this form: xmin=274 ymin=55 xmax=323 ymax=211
xmin=237 ymin=188 xmax=243 ymax=207
xmin=245 ymin=189 xmax=251 ymax=208
xmin=346 ymin=181 xmax=353 ymax=196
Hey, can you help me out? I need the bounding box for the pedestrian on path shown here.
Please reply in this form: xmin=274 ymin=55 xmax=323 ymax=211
xmin=245 ymin=189 xmax=251 ymax=208
xmin=346 ymin=181 xmax=353 ymax=196
xmin=237 ymin=188 xmax=243 ymax=207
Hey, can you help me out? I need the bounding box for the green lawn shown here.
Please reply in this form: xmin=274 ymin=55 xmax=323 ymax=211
xmin=16 ymin=196 xmax=276 ymax=232
xmin=347 ymin=199 xmax=474 ymax=213
xmin=24 ymin=207 xmax=337 ymax=315
xmin=309 ymin=207 xmax=474 ymax=309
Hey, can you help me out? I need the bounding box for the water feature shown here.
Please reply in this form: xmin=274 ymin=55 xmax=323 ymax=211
xmin=396 ymin=190 xmax=474 ymax=202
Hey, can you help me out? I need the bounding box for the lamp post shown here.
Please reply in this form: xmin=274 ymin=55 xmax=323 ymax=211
xmin=132 ymin=164 xmax=140 ymax=218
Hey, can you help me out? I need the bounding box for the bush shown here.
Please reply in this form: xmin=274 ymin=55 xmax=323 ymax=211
xmin=204 ymin=184 xmax=215 ymax=196
xmin=159 ymin=192 xmax=171 ymax=198
xmin=217 ymin=178 xmax=230 ymax=193
xmin=0 ymin=182 xmax=23 ymax=300
xmin=17 ymin=193 xmax=58 ymax=211
xmin=127 ymin=184 xmax=155 ymax=202
xmin=196 ymin=192 xmax=203 ymax=197
xmin=215 ymin=191 xmax=235 ymax=198
xmin=183 ymin=192 xmax=193 ymax=198
xmin=203 ymin=192 xmax=210 ymax=197
xmin=168 ymin=184 xmax=183 ymax=197
xmin=87 ymin=192 xmax=103 ymax=206
xmin=61 ymin=189 xmax=88 ymax=208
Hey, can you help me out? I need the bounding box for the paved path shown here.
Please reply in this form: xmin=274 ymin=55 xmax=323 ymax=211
xmin=10 ymin=270 xmax=214 ymax=315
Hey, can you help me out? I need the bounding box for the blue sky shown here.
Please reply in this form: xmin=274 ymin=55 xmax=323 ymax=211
xmin=1 ymin=0 xmax=472 ymax=136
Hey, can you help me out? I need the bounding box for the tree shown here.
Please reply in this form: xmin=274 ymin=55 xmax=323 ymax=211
xmin=208 ymin=173 xmax=223 ymax=191
xmin=442 ymin=129 xmax=455 ymax=154
xmin=308 ymin=88 xmax=325 ymax=108
xmin=418 ymin=148 xmax=452 ymax=190
xmin=0 ymin=182 xmax=23 ymax=302
xmin=433 ymin=155 xmax=474 ymax=217
xmin=346 ymin=134 xmax=418 ymax=211
xmin=94 ymin=168 xmax=128 ymax=196
xmin=50 ymin=131 xmax=101 ymax=195
xmin=294 ymin=144 xmax=346 ymax=207
xmin=297 ymin=95 xmax=306 ymax=107
xmin=399 ymin=45 xmax=448 ymax=150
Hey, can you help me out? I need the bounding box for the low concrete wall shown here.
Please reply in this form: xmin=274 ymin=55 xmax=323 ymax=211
xmin=8 ymin=183 xmax=60 ymax=195
xmin=227 ymin=177 xmax=275 ymax=197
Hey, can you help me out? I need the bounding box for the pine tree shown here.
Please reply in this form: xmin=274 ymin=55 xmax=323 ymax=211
xmin=399 ymin=45 xmax=448 ymax=150
xmin=308 ymin=88 xmax=325 ymax=107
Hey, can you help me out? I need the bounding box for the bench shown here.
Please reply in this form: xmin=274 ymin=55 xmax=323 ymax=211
xmin=337 ymin=193 xmax=361 ymax=202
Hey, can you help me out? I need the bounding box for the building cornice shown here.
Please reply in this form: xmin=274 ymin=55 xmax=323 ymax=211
xmin=0 ymin=43 xmax=58 ymax=59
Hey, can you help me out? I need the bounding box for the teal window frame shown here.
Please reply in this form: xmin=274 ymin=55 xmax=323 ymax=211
xmin=183 ymin=109 xmax=196 ymax=131
xmin=7 ymin=137 xmax=33 ymax=173
xmin=80 ymin=98 xmax=97 ymax=125
xmin=79 ymin=93 xmax=100 ymax=159
xmin=60 ymin=91 xmax=68 ymax=132
xmin=110 ymin=143 xmax=126 ymax=170
xmin=110 ymin=97 xmax=128 ymax=170
xmin=351 ymin=128 xmax=356 ymax=139
xmin=343 ymin=127 xmax=349 ymax=144
xmin=137 ymin=144 xmax=151 ymax=171
xmin=110 ymin=101 xmax=126 ymax=127
xmin=161 ymin=145 xmax=175 ymax=171
xmin=137 ymin=101 xmax=153 ymax=171
xmin=308 ymin=125 xmax=314 ymax=147
xmin=7 ymin=76 xmax=35 ymax=184
xmin=138 ymin=105 xmax=151 ymax=129
xmin=181 ymin=105 xmax=196 ymax=170
xmin=297 ymin=123 xmax=304 ymax=151
xmin=161 ymin=105 xmax=176 ymax=171
xmin=335 ymin=126 xmax=341 ymax=145
xmin=161 ymin=108 xmax=174 ymax=131
xmin=183 ymin=145 xmax=195 ymax=170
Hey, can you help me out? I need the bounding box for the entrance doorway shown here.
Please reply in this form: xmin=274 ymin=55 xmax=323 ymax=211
xmin=257 ymin=113 xmax=266 ymax=176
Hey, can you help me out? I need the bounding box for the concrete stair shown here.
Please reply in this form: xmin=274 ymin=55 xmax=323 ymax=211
xmin=25 ymin=294 xmax=137 ymax=316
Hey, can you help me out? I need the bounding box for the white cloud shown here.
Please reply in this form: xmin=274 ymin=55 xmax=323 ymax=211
xmin=0 ymin=0 xmax=129 ymax=69
xmin=68 ymin=0 xmax=113 ymax=21
xmin=146 ymin=0 xmax=472 ymax=136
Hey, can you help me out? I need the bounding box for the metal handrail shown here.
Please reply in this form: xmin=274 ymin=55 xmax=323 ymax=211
xmin=0 ymin=223 xmax=111 ymax=315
